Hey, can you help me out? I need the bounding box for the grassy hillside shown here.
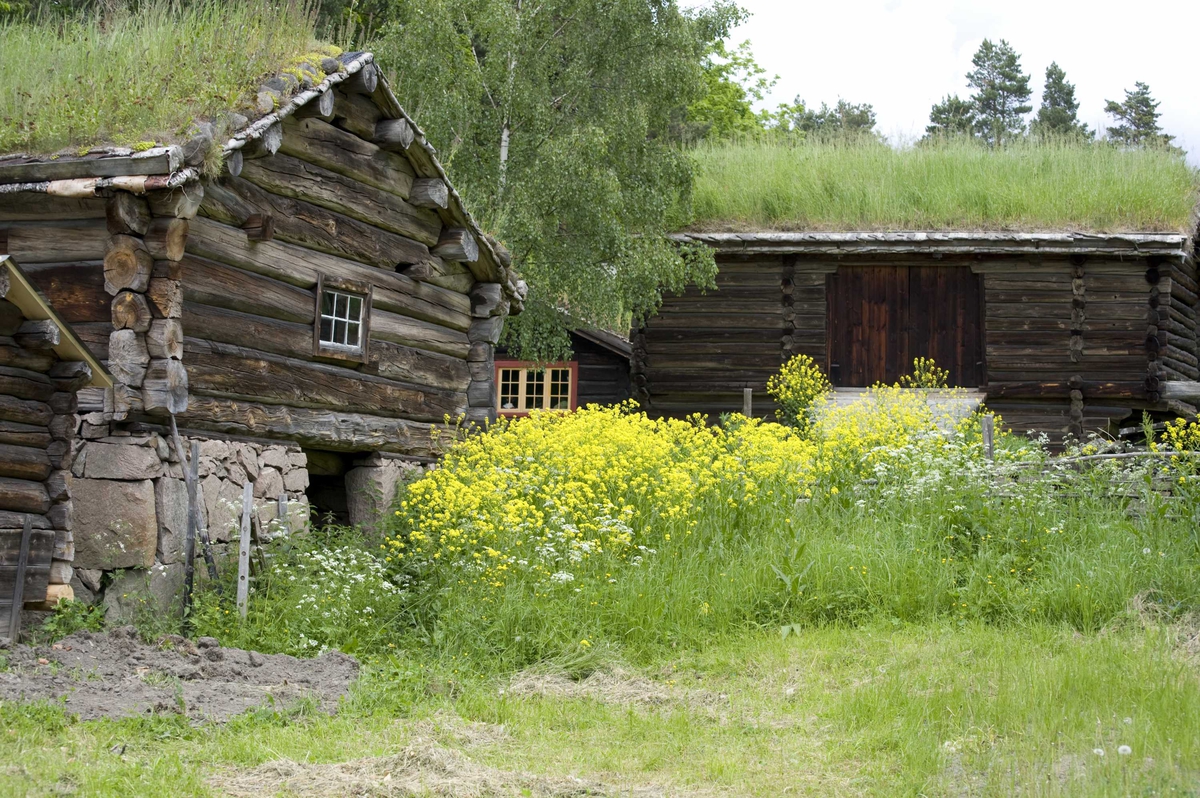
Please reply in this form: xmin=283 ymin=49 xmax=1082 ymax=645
xmin=0 ymin=1 xmax=326 ymax=154
xmin=689 ymin=138 xmax=1200 ymax=233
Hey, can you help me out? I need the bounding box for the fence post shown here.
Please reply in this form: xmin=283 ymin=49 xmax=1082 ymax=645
xmin=743 ymin=388 xmax=753 ymax=417
xmin=982 ymin=414 xmax=995 ymax=462
xmin=237 ymin=481 xmax=253 ymax=619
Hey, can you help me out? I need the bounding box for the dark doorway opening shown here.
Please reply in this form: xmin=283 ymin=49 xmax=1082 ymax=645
xmin=826 ymin=265 xmax=984 ymax=387
xmin=304 ymin=449 xmax=352 ymax=526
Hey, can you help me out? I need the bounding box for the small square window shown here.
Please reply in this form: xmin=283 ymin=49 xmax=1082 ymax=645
xmin=314 ymin=276 xmax=372 ymax=363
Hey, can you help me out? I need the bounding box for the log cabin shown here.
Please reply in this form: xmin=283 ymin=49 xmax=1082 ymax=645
xmin=634 ymin=230 xmax=1199 ymax=439
xmin=0 ymin=52 xmax=524 ymax=616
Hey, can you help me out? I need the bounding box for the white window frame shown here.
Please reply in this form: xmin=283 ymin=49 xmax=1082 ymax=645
xmin=313 ymin=274 xmax=372 ymax=363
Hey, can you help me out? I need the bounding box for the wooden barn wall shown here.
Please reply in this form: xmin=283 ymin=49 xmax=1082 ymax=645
xmin=636 ymin=257 xmax=786 ymax=420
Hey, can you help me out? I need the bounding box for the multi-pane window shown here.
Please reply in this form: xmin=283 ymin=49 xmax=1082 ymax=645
xmin=319 ymin=290 xmax=363 ymax=350
xmin=495 ymin=362 xmax=576 ymax=414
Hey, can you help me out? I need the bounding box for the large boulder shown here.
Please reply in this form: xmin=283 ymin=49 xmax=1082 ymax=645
xmin=82 ymin=442 xmax=162 ymax=480
xmin=345 ymin=462 xmax=417 ymax=535
xmin=103 ymin=561 xmax=184 ymax=622
xmin=155 ymin=478 xmax=188 ymax=564
xmin=72 ymin=478 xmax=157 ymax=569
xmin=201 ymin=474 xmax=243 ymax=542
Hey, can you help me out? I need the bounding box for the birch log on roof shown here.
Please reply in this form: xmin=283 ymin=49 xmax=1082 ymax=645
xmin=242 ymin=122 xmax=284 ymax=160
xmin=294 ymin=89 xmax=335 ymax=120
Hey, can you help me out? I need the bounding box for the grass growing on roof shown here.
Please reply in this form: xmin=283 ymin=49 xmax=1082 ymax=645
xmin=0 ymin=1 xmax=328 ymax=154
xmin=689 ymin=136 xmax=1200 ymax=232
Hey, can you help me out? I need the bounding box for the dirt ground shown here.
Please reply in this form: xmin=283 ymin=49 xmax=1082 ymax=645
xmin=0 ymin=627 xmax=359 ymax=721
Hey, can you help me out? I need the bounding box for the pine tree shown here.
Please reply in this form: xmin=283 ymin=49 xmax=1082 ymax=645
xmin=966 ymin=39 xmax=1032 ymax=146
xmin=1033 ymin=62 xmax=1090 ymax=138
xmin=1104 ymin=82 xmax=1174 ymax=147
xmin=788 ymin=99 xmax=878 ymax=138
xmin=924 ymin=95 xmax=976 ymax=139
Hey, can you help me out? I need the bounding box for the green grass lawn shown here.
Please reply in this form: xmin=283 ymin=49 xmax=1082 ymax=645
xmin=3 ymin=622 xmax=1197 ymax=796
xmin=689 ymin=137 xmax=1200 ymax=233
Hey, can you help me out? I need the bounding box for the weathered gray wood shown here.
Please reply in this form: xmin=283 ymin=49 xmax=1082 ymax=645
xmin=469 ymin=283 xmax=504 ymax=318
xmin=0 ymin=477 xmax=49 ymax=514
xmin=0 ymin=194 xmax=107 ymax=222
xmin=14 ymin=320 xmax=58 ymax=351
xmin=373 ymin=118 xmax=414 ymax=152
xmin=144 ymin=218 xmax=188 ymax=262
xmin=111 ymin=290 xmax=152 ymax=332
xmin=184 ymin=339 xmax=468 ymax=422
xmin=433 ymin=228 xmax=479 ymax=263
xmin=409 ymin=178 xmax=449 ymax=209
xmin=104 ymin=234 xmax=153 ymax=294
xmin=364 ymin=338 xmax=473 ymax=393
xmin=237 ymin=481 xmax=252 ymax=618
xmin=0 ymin=442 xmax=50 ymax=482
xmin=6 ymin=516 xmax=33 ymax=642
xmin=146 ymin=318 xmax=184 ymax=359
xmin=183 ymin=302 xmax=313 ymax=361
xmin=2 ymin=221 xmax=109 ymax=263
xmin=372 ymin=310 xmax=471 ymax=359
xmin=343 ymin=62 xmax=378 ymax=95
xmin=48 ymin=361 xmax=92 ymax=392
xmin=240 ymin=154 xmax=440 ymax=246
xmin=146 ymin=277 xmax=182 ymax=319
xmin=185 ymin=217 xmax=471 ymax=326
xmin=143 ymin=358 xmax=188 ymax=415
xmin=242 ymin=122 xmax=283 ymax=160
xmin=180 ymin=255 xmax=314 ymax=324
xmin=0 ymin=421 xmax=51 ymax=449
xmin=0 ymin=395 xmax=52 ymax=427
xmin=0 ymin=339 xmax=56 ymax=372
xmin=105 ymin=193 xmax=150 ymax=235
xmin=201 ymin=176 xmax=430 ymax=268
xmin=0 ymin=300 xmax=22 ymax=337
xmin=0 ymin=147 xmax=181 ymax=182
xmin=280 ymin=117 xmax=414 ymax=199
xmin=293 ymin=89 xmax=335 ymax=120
xmin=146 ymin=186 xmax=204 ymax=220
xmin=240 ymin=213 xmax=274 ymax=242
xmin=108 ymin=329 xmax=149 ymax=385
xmin=332 ymin=90 xmax=383 ymax=139
xmin=179 ymin=395 xmax=453 ymax=457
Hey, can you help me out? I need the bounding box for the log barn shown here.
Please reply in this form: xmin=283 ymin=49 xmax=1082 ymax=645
xmin=633 ymin=230 xmax=1199 ymax=438
xmin=0 ymin=51 xmax=523 ymax=617
xmin=494 ymin=329 xmax=632 ymax=415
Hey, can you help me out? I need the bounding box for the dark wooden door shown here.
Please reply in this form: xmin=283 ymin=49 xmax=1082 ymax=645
xmin=826 ymin=265 xmax=983 ymax=387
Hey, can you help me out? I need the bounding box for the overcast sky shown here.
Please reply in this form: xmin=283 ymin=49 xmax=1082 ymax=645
xmin=723 ymin=0 xmax=1200 ymax=165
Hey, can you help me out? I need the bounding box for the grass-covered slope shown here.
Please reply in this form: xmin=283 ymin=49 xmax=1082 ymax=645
xmin=689 ymin=138 xmax=1200 ymax=233
xmin=0 ymin=1 xmax=325 ymax=154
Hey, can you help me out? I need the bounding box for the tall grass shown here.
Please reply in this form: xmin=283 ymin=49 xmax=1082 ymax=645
xmin=0 ymin=1 xmax=323 ymax=153
xmin=690 ymin=137 xmax=1200 ymax=232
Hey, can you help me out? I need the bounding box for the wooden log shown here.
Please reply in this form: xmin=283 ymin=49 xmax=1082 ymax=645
xmin=0 ymin=147 xmax=181 ymax=182
xmin=372 ymin=310 xmax=471 ymax=358
xmin=108 ymin=329 xmax=149 ymax=385
xmin=240 ymin=154 xmax=440 ymax=246
xmin=242 ymin=122 xmax=283 ymax=160
xmin=240 ymin=213 xmax=275 ymax=242
xmin=185 ymin=217 xmax=471 ymax=326
xmin=469 ymin=283 xmax=504 ymax=318
xmin=14 ymin=320 xmax=58 ymax=351
xmin=146 ymin=277 xmax=182 ymax=319
xmin=111 ymin=290 xmax=152 ymax=332
xmin=373 ymin=118 xmax=414 ymax=152
xmin=180 ymin=255 xmax=314 ymax=324
xmin=0 ymin=300 xmax=22 ymax=337
xmin=142 ymin=358 xmax=188 ymax=415
xmin=1 ymin=221 xmax=109 ymax=263
xmin=409 ymin=178 xmax=449 ymax=209
xmin=146 ymin=318 xmax=184 ymax=360
xmin=332 ymin=90 xmax=382 ymax=140
xmin=363 ymin=338 xmax=472 ymax=393
xmin=103 ymin=235 xmax=153 ymax=294
xmin=200 ymin=175 xmax=430 ymax=268
xmin=0 ymin=421 xmax=51 ymax=449
xmin=0 ymin=477 xmax=50 ymax=514
xmin=294 ymin=89 xmax=335 ymax=120
xmin=280 ymin=116 xmax=415 ymax=199
xmin=20 ymin=261 xmax=109 ymax=324
xmin=236 ymin=480 xmax=252 ymax=617
xmin=184 ymin=340 xmax=467 ymax=422
xmin=0 ymin=442 xmax=51 ymax=481
xmin=0 ymin=394 xmax=52 ymax=427
xmin=343 ymin=62 xmax=378 ymax=95
xmin=144 ymin=218 xmax=188 ymax=262
xmin=105 ymin=192 xmax=150 ymax=235
xmin=0 ymin=366 xmax=54 ymax=402
xmin=433 ymin=228 xmax=479 ymax=263
xmin=179 ymin=395 xmax=453 ymax=457
xmin=146 ymin=185 xmax=205 ymax=220
xmin=0 ymin=194 xmax=106 ymax=222
xmin=183 ymin=302 xmax=315 ymax=361
xmin=48 ymin=361 xmax=92 ymax=392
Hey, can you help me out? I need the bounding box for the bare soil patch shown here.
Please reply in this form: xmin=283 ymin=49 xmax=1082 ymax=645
xmin=0 ymin=627 xmax=358 ymax=721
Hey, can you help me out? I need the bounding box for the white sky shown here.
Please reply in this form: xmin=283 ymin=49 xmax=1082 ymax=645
xmin=724 ymin=0 xmax=1200 ymax=165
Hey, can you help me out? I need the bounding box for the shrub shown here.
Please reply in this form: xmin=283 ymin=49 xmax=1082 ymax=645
xmin=766 ymin=354 xmax=831 ymax=434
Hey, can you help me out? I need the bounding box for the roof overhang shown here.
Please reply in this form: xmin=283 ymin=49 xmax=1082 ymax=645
xmin=0 ymin=255 xmax=112 ymax=388
xmin=671 ymin=231 xmax=1191 ymax=259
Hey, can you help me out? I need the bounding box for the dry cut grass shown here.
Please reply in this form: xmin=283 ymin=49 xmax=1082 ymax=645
xmin=0 ymin=1 xmax=324 ymax=154
xmin=689 ymin=137 xmax=1200 ymax=233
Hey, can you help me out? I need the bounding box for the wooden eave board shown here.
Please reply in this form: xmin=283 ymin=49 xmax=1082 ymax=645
xmin=574 ymin=328 xmax=632 ymax=359
xmin=0 ymin=147 xmax=182 ymax=184
xmin=0 ymin=255 xmax=112 ymax=388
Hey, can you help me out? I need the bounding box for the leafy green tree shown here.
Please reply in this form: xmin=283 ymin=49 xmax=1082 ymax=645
xmin=965 ymin=38 xmax=1031 ymax=146
xmin=1104 ymin=82 xmax=1174 ymax=147
xmin=924 ymin=94 xmax=976 ymax=139
xmin=372 ymin=0 xmax=742 ymax=361
xmin=784 ymin=98 xmax=877 ymax=138
xmin=682 ymin=40 xmax=775 ymax=142
xmin=1032 ymin=62 xmax=1089 ymax=138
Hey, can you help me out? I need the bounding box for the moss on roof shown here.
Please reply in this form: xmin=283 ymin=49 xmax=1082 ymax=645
xmin=0 ymin=1 xmax=334 ymax=155
xmin=688 ymin=138 xmax=1200 ymax=234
